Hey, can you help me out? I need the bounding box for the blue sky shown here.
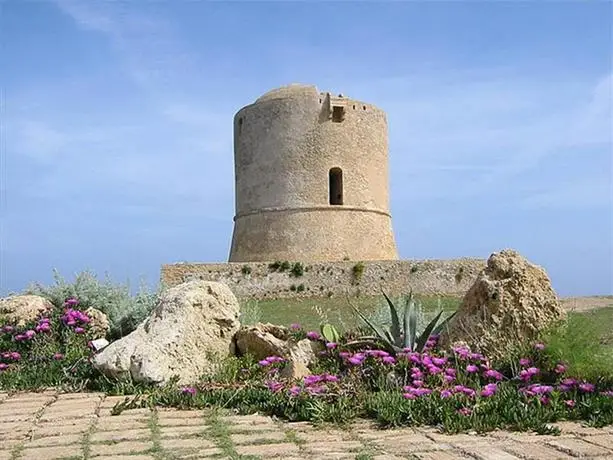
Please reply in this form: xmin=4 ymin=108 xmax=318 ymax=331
xmin=1 ymin=1 xmax=612 ymax=297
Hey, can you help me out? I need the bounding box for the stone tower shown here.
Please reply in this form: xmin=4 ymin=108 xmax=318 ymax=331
xmin=228 ymin=84 xmax=398 ymax=262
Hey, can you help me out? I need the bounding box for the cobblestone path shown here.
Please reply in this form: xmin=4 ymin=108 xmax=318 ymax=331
xmin=0 ymin=391 xmax=612 ymax=459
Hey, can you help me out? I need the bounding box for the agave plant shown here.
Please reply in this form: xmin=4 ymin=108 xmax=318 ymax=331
xmin=348 ymin=290 xmax=456 ymax=355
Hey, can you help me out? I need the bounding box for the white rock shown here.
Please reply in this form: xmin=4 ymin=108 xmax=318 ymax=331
xmin=92 ymin=280 xmax=240 ymax=386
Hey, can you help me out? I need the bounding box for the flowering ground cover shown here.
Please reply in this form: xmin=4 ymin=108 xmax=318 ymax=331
xmin=1 ymin=289 xmax=612 ymax=435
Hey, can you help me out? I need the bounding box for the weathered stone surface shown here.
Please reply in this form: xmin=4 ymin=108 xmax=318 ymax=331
xmin=440 ymin=249 xmax=566 ymax=360
xmin=85 ymin=307 xmax=110 ymax=338
xmin=0 ymin=295 xmax=52 ymax=326
xmin=92 ymin=281 xmax=240 ymax=385
xmin=234 ymin=323 xmax=290 ymax=359
xmin=235 ymin=322 xmax=323 ymax=378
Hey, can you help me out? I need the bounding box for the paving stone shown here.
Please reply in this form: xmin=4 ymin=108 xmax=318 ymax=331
xmin=157 ymin=415 xmax=205 ymax=427
xmin=91 ymin=456 xmax=155 ymax=460
xmin=32 ymin=420 xmax=91 ymax=437
xmin=305 ymin=440 xmax=364 ymax=454
xmin=89 ymin=428 xmax=151 ymax=443
xmin=39 ymin=408 xmax=97 ymax=421
xmin=160 ymin=437 xmax=218 ymax=453
xmin=20 ymin=445 xmax=83 ymax=459
xmin=0 ymin=450 xmax=11 ymax=460
xmin=583 ymin=434 xmax=613 ymax=450
xmin=363 ymin=432 xmax=444 ymax=454
xmin=157 ymin=408 xmax=206 ymax=418
xmin=294 ymin=431 xmax=349 ymax=442
xmin=454 ymin=442 xmax=522 ymax=460
xmin=231 ymin=430 xmax=288 ymax=445
xmin=546 ymin=437 xmax=612 ymax=457
xmin=22 ymin=432 xmax=84 ymax=447
xmin=96 ymin=416 xmax=150 ymax=431
xmin=56 ymin=392 xmax=104 ymax=400
xmin=555 ymin=421 xmax=609 ymax=436
xmin=0 ymin=404 xmax=45 ymax=415
xmin=412 ymin=452 xmax=472 ymax=460
xmin=499 ymin=440 xmax=575 ymax=460
xmin=0 ymin=425 xmax=30 ymax=440
xmin=223 ymin=414 xmax=277 ymax=426
xmin=89 ymin=440 xmax=153 ymax=457
xmin=158 ymin=425 xmax=208 ymax=438
xmin=234 ymin=442 xmax=301 ymax=456
xmin=0 ymin=414 xmax=35 ymax=423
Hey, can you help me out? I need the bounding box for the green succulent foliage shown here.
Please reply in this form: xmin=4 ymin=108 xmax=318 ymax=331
xmin=349 ymin=290 xmax=457 ymax=355
xmin=320 ymin=323 xmax=341 ymax=343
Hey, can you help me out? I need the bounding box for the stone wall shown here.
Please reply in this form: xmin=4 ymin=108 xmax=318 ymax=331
xmin=160 ymin=258 xmax=486 ymax=300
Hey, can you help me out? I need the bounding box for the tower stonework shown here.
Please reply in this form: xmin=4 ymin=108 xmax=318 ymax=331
xmin=229 ymin=84 xmax=398 ymax=262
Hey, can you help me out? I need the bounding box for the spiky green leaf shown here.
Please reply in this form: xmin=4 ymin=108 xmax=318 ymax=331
xmin=382 ymin=290 xmax=402 ymax=346
xmin=415 ymin=310 xmax=444 ymax=352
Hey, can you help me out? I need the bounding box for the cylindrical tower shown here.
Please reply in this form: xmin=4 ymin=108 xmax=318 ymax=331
xmin=228 ymin=83 xmax=398 ymax=262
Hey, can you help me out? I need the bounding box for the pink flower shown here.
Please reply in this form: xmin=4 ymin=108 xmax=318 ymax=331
xmin=483 ymin=369 xmax=503 ymax=380
xmin=326 ymin=342 xmax=337 ymax=349
xmin=64 ymin=297 xmax=79 ymax=307
xmin=519 ymin=358 xmax=531 ymax=367
xmin=443 ymin=374 xmax=455 ymax=383
xmin=480 ymin=383 xmax=497 ymax=397
xmin=266 ymin=381 xmax=284 ymax=392
xmin=348 ymin=357 xmax=363 ymax=366
xmin=432 ymin=357 xmax=447 ymax=366
xmin=599 ymin=390 xmax=613 ymax=397
xmin=180 ymin=386 xmax=197 ymax=395
xmin=427 ymin=365 xmax=443 ymax=375
xmin=412 ymin=380 xmax=424 ymax=387
xmin=457 ymin=407 xmax=472 ymax=416
xmin=290 ymin=323 xmax=301 ymax=330
xmin=453 ymin=345 xmax=471 ymax=359
xmin=306 ymin=331 xmax=321 ymax=340
xmin=288 ymin=385 xmax=301 ymax=397
xmin=534 ymin=342 xmax=545 ymax=351
xmin=578 ymin=382 xmax=595 ymax=393
xmin=53 ymin=353 xmax=64 ymax=360
xmin=564 ymin=399 xmax=575 ymax=407
xmin=24 ymin=330 xmax=36 ymax=339
xmin=74 ymin=327 xmax=85 ymax=334
xmin=440 ymin=389 xmax=452 ymax=398
xmin=466 ymin=364 xmax=479 ymax=373
xmin=382 ymin=356 xmax=396 ymax=365
xmin=258 ymin=359 xmax=271 ymax=366
xmin=540 ymin=396 xmax=550 ymax=405
xmin=403 ymin=392 xmax=416 ymax=400
xmin=554 ymin=363 xmax=567 ymax=374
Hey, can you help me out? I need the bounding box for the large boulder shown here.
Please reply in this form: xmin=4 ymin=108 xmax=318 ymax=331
xmin=440 ymin=249 xmax=566 ymax=361
xmin=0 ymin=295 xmax=53 ymax=326
xmin=92 ymin=280 xmax=240 ymax=386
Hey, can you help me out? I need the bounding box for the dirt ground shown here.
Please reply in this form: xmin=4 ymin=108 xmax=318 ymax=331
xmin=560 ymin=295 xmax=613 ymax=312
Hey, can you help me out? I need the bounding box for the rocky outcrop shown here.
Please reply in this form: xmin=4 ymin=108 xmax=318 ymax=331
xmin=234 ymin=323 xmax=324 ymax=378
xmin=92 ymin=280 xmax=240 ymax=386
xmin=439 ymin=249 xmax=566 ymax=361
xmin=0 ymin=295 xmax=53 ymax=326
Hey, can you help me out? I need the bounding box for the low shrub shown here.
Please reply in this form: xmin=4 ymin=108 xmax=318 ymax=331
xmin=114 ymin=330 xmax=613 ymax=431
xmin=23 ymin=269 xmax=160 ymax=340
xmin=0 ymin=296 xmax=102 ymax=391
